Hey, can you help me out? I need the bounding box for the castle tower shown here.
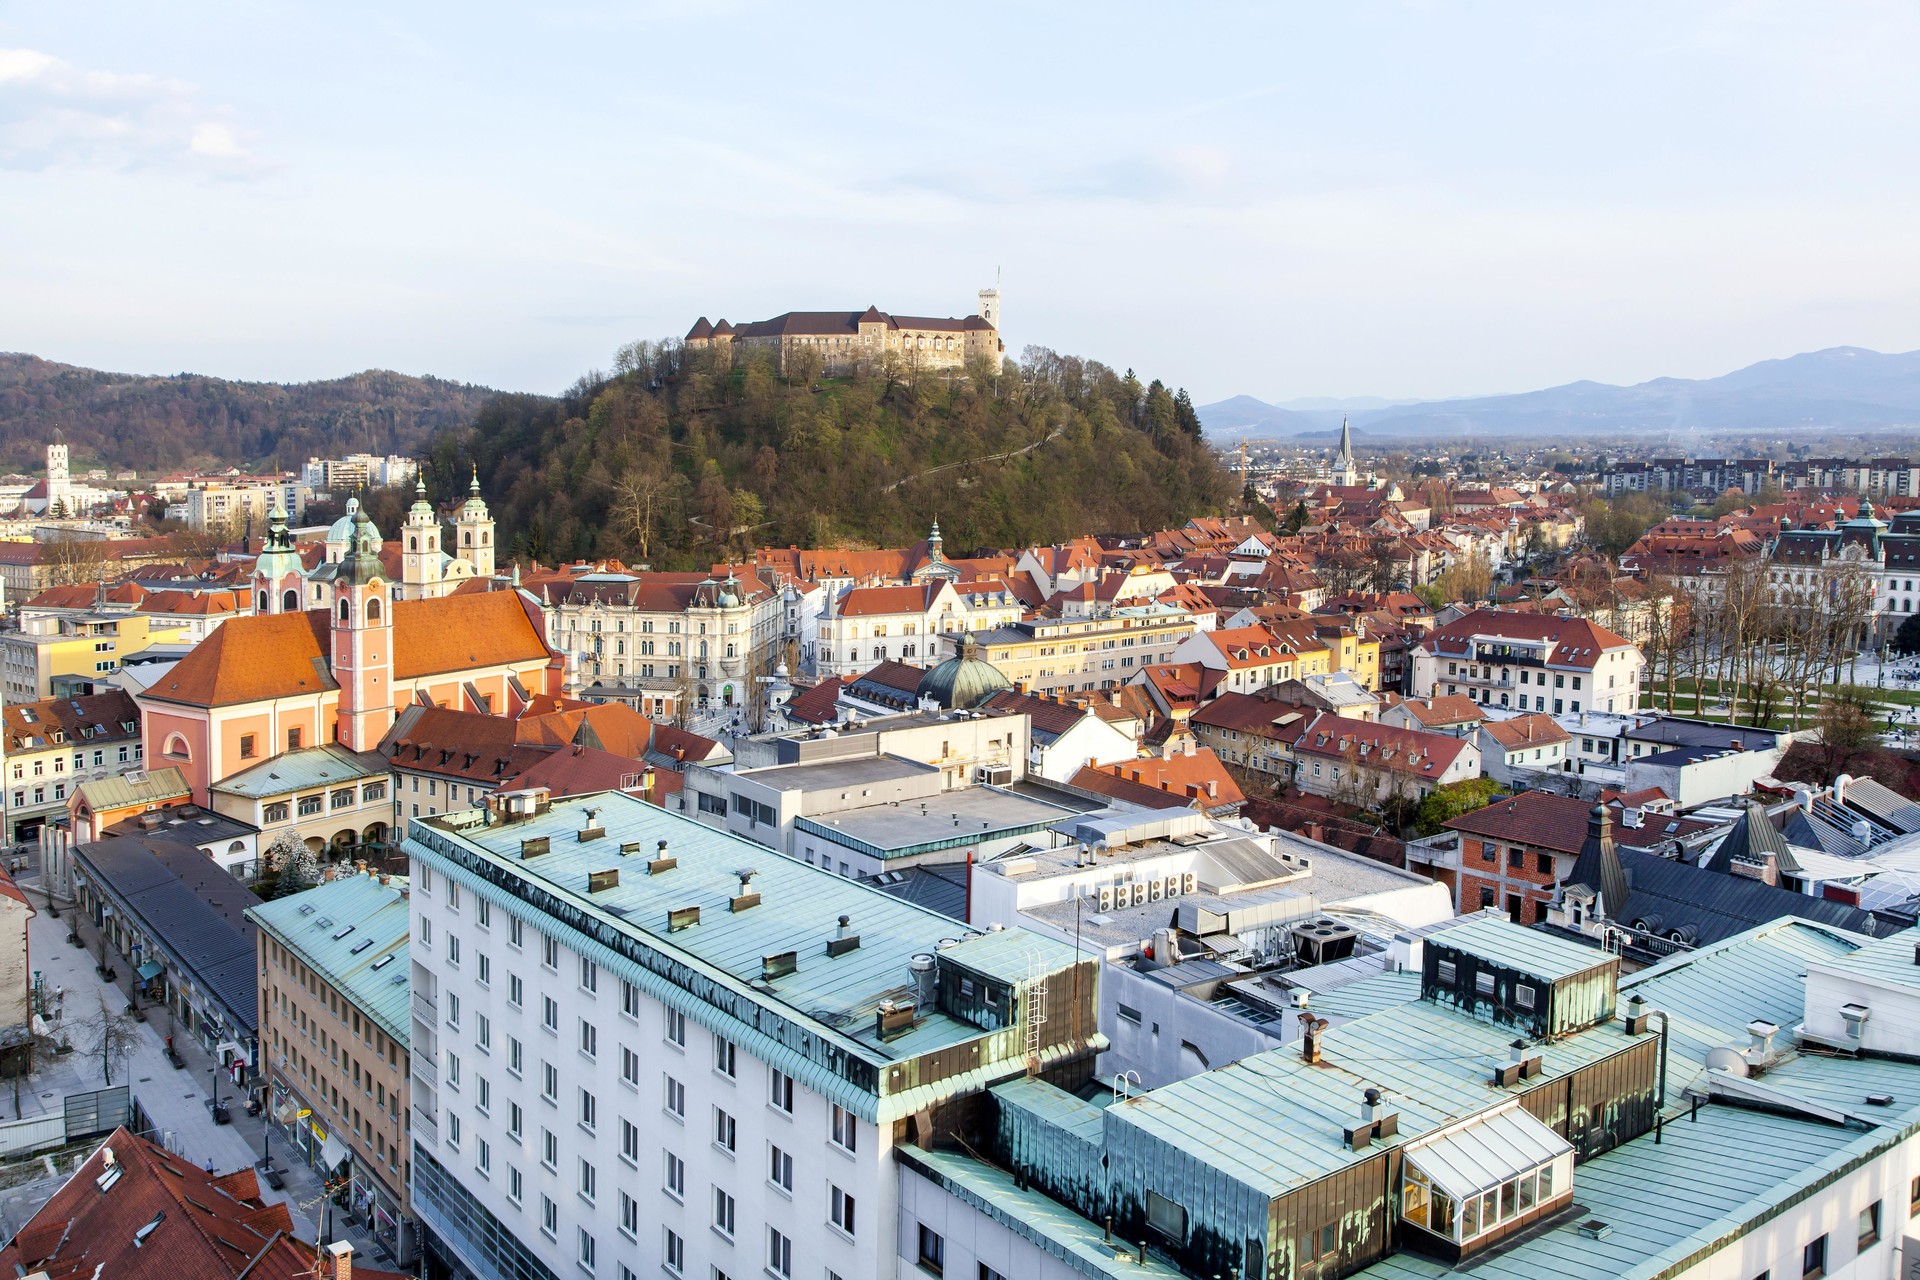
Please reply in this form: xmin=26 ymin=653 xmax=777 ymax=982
xmin=977 ymin=284 xmax=1000 ymax=331
xmin=46 ymin=431 xmax=72 ymax=517
xmin=401 ymin=475 xmax=445 ymax=601
xmin=453 ymin=466 xmax=495 ymax=579
xmin=251 ymin=496 xmax=306 ymax=614
xmin=331 ymin=508 xmax=395 ymax=752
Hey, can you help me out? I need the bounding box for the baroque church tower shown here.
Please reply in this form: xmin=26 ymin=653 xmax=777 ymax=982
xmin=331 ymin=508 xmax=395 ymax=752
xmin=252 ymin=496 xmax=306 ymax=614
xmin=402 ymin=476 xmax=445 ymax=601
xmin=453 ymin=467 xmax=495 ymax=579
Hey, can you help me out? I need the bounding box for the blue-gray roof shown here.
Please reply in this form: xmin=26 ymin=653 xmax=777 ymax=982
xmin=72 ymin=835 xmax=258 ymax=1033
xmin=212 ymin=743 xmax=386 ymax=800
xmin=248 ymin=873 xmax=412 ymax=1045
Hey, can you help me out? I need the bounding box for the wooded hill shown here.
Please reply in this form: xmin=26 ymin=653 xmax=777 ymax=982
xmin=420 ymin=344 xmax=1234 ymax=570
xmin=0 ymin=353 xmax=501 ymax=474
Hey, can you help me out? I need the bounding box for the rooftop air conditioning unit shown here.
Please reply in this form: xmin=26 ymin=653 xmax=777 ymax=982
xmin=1097 ymin=887 xmax=1115 ymax=912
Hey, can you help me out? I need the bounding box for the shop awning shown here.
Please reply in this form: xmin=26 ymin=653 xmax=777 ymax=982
xmin=136 ymin=961 xmax=165 ymax=981
xmin=319 ymin=1133 xmax=350 ymax=1172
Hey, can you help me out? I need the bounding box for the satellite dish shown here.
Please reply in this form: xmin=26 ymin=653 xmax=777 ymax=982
xmin=1703 ymin=1046 xmax=1749 ymax=1077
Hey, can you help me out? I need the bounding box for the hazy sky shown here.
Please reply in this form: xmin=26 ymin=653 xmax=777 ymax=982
xmin=4 ymin=2 xmax=1918 ymax=404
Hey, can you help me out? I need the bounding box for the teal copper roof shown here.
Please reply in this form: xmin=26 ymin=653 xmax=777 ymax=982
xmin=1436 ymin=914 xmax=1617 ymax=981
xmin=1619 ymin=918 xmax=1865 ymax=1110
xmin=1806 ymin=923 xmax=1920 ymax=986
xmin=211 ymin=743 xmax=386 ymax=800
xmin=75 ymin=766 xmax=190 ymax=812
xmin=1361 ymin=1103 xmax=1877 ymax=1280
xmin=1109 ymin=995 xmax=1653 ymax=1199
xmin=900 ymin=1147 xmax=1189 ymax=1280
xmin=404 ymin=791 xmax=1092 ymax=1120
xmin=247 ymin=872 xmax=412 ymax=1046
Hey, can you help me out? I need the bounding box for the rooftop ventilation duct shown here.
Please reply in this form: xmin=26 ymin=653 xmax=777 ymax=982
xmin=826 ymin=915 xmax=860 ymax=957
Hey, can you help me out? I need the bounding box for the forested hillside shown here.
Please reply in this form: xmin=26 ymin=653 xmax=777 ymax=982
xmin=0 ymin=353 xmax=501 ymax=473
xmin=419 ymin=344 xmax=1233 ymax=569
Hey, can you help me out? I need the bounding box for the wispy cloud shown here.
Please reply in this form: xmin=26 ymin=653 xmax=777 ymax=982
xmin=0 ymin=47 xmax=273 ymax=178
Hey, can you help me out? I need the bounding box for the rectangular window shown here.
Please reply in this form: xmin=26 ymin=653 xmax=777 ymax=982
xmin=917 ymin=1226 xmax=945 ymax=1275
xmin=712 ymin=1035 xmax=735 ymax=1077
xmin=543 ymin=1062 xmax=558 ymax=1103
xmin=619 ymin=1190 xmax=639 ymax=1240
xmin=1858 ymin=1202 xmax=1880 ymax=1250
xmin=767 ymin=1143 xmax=793 ymax=1193
xmin=620 ymin=1117 xmax=640 ymax=1165
xmin=1802 ymin=1234 xmax=1826 ymax=1278
xmin=713 ymin=1187 xmax=735 ymax=1238
xmin=621 ymin=979 xmax=641 ymax=1020
xmin=543 ymin=1129 xmax=558 ymax=1171
xmin=580 ymin=955 xmax=598 ymax=992
xmin=621 ymin=1045 xmax=640 ymax=1087
xmin=829 ymin=1185 xmax=856 ymax=1237
xmin=767 ymin=1227 xmax=793 ymax=1279
xmin=1147 ymin=1191 xmax=1187 ymax=1242
xmin=578 ymin=1157 xmax=596 ymax=1202
xmin=664 ymin=1229 xmax=684 ymax=1275
xmin=580 ymin=1088 xmax=597 ymax=1131
xmin=665 ymin=1151 xmax=685 ymax=1199
xmin=712 ymin=1106 xmax=736 ymax=1154
xmin=830 ymin=1103 xmax=857 ymax=1153
xmin=665 ymin=1008 xmax=686 ymax=1047
xmin=665 ymin=1076 xmax=685 ymax=1118
xmin=508 ymin=974 xmax=523 ymax=1007
xmin=542 ymin=935 xmax=559 ymax=969
xmin=541 ymin=1195 xmax=557 ymax=1240
xmin=477 ymin=954 xmax=491 ymax=987
xmin=508 ymin=1037 xmax=523 ymax=1077
xmin=508 ymin=1165 xmax=523 ymax=1204
xmin=769 ymin=1069 xmax=793 ymax=1113
xmin=579 ymin=1019 xmax=597 ymax=1059
xmin=509 ymin=916 xmax=523 ymax=948
xmin=508 ymin=1102 xmax=523 ymax=1141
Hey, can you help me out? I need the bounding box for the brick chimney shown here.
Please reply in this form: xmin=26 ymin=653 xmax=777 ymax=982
xmin=322 ymin=1240 xmax=353 ymax=1280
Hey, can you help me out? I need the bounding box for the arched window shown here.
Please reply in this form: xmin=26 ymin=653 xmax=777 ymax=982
xmin=463 ymin=531 xmax=472 ymax=545
xmin=409 ymin=536 xmax=417 ymax=551
xmin=283 ymin=589 xmax=298 ymax=612
xmin=367 ymin=598 xmax=382 ymax=621
xmin=338 ymin=599 xmax=351 ymax=624
xmin=257 ymin=591 xmax=268 ymax=612
xmin=162 ymin=734 xmax=191 ymax=761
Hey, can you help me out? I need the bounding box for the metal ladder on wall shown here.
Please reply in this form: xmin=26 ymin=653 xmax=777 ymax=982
xmin=1023 ymin=950 xmax=1049 ymax=1077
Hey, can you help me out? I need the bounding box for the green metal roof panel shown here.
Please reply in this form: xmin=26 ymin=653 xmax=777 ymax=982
xmin=248 ymin=873 xmax=412 ymax=1046
xmin=1307 ymin=969 xmax=1423 ymax=1021
xmin=1808 ymin=924 xmax=1920 ymax=986
xmin=1435 ymin=915 xmax=1616 ymax=981
xmin=76 ymin=766 xmax=190 ymax=811
xmin=901 ymin=1147 xmax=1189 ymax=1280
xmin=404 ymin=794 xmax=1088 ymax=1107
xmin=1108 ymin=997 xmax=1653 ymax=1198
xmin=212 ymin=743 xmax=385 ymax=799
xmin=1620 ymin=918 xmax=1865 ymax=1111
xmin=993 ymin=1076 xmax=1109 ymax=1145
xmin=1359 ymin=1103 xmax=1881 ymax=1280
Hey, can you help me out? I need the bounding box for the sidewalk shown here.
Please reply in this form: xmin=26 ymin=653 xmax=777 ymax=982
xmin=19 ymin=868 xmax=396 ymax=1267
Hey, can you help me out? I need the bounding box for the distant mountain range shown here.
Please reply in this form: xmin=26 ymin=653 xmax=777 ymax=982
xmin=1202 ymin=346 xmax=1920 ymax=441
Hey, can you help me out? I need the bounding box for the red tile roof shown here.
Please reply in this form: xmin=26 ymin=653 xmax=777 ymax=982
xmin=1480 ymin=713 xmax=1572 ymax=750
xmin=0 ymin=1126 xmax=405 ymax=1280
xmin=784 ymin=678 xmax=845 ymax=725
xmin=1444 ymin=789 xmax=1713 ymax=853
xmin=1390 ymin=695 xmax=1487 ymax=729
xmin=145 ymin=591 xmax=553 ymax=708
xmin=1290 ymin=713 xmax=1472 ymax=779
xmin=1076 ymin=745 xmax=1245 ymax=810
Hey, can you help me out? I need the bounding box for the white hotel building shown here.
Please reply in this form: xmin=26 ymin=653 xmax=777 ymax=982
xmin=404 ymin=788 xmax=1098 ymax=1280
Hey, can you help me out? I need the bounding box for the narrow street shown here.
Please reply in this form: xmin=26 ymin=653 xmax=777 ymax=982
xmin=14 ymin=862 xmax=399 ymax=1268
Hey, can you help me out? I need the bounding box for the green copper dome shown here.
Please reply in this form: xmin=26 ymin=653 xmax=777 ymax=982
xmin=916 ymin=634 xmax=1011 ymax=710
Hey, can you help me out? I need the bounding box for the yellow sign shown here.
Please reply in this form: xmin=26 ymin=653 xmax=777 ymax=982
xmin=296 ymin=1108 xmax=311 ymax=1119
xmin=310 ymin=1122 xmax=328 ymax=1142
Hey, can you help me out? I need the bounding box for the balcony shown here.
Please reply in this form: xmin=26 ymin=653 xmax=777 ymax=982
xmin=414 ymin=1055 xmax=438 ymax=1089
xmin=410 ymin=990 xmax=437 ymax=1026
xmin=411 ymin=1106 xmax=437 ymax=1148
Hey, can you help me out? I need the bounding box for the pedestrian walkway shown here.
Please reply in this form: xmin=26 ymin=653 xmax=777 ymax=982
xmin=19 ymin=871 xmax=396 ymax=1268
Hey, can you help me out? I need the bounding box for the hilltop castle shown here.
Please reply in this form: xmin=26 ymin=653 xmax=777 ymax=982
xmin=685 ymin=286 xmax=1003 ymax=376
